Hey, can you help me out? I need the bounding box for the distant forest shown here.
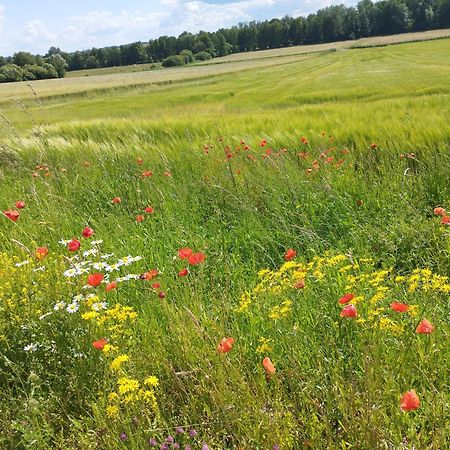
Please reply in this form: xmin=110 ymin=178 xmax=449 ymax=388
xmin=1 ymin=0 xmax=449 ymax=82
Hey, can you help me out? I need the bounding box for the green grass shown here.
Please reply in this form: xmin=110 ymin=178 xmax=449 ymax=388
xmin=0 ymin=37 xmax=449 ymax=449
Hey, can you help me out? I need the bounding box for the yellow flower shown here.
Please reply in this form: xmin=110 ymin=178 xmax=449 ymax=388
xmin=110 ymin=354 xmax=129 ymax=371
xmin=106 ymin=405 xmax=119 ymax=418
xmin=117 ymin=377 xmax=139 ymax=394
xmin=144 ymin=376 xmax=159 ymax=387
xmin=256 ymin=337 xmax=272 ymax=354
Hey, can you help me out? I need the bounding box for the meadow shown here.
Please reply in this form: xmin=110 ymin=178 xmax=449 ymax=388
xmin=0 ymin=35 xmax=450 ymax=449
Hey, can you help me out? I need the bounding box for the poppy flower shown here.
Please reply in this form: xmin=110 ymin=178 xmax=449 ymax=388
xmin=260 ymin=139 xmax=267 ymax=147
xmin=188 ymin=252 xmax=206 ymax=266
xmin=262 ymin=357 xmax=276 ymax=375
xmin=88 ymin=273 xmax=104 ymax=287
xmin=151 ymin=282 xmax=161 ymax=289
xmin=137 ymin=158 xmax=143 ymax=165
xmin=15 ymin=201 xmax=26 ymax=209
xmin=82 ymin=227 xmax=94 ymax=238
xmin=3 ymin=209 xmax=19 ymax=222
xmin=142 ymin=170 xmax=153 ymax=178
xmin=294 ymin=279 xmax=305 ymax=289
xmin=178 ymin=268 xmax=189 ymax=277
xmin=284 ymin=248 xmax=296 ymax=261
xmin=35 ymin=246 xmax=48 ymax=260
xmin=434 ymin=207 xmax=446 ymax=216
xmin=441 ymin=215 xmax=450 ymax=226
xmin=158 ymin=291 xmax=166 ymax=298
xmin=67 ymin=239 xmax=81 ymax=252
xmin=391 ymin=302 xmax=409 ymax=313
xmin=416 ymin=319 xmax=434 ymax=334
xmin=163 ymin=171 xmax=172 ymax=177
xmin=92 ymin=338 xmax=108 ymax=350
xmin=144 ymin=207 xmax=154 ymax=214
xmin=370 ymin=143 xmax=377 ymax=149
xmin=136 ymin=215 xmax=145 ymax=223
xmin=400 ymin=390 xmax=420 ymax=412
xmin=141 ymin=269 xmax=159 ymax=280
xmin=338 ymin=293 xmax=354 ymax=304
xmin=178 ymin=248 xmax=193 ymax=259
xmin=112 ymin=197 xmax=121 ymax=204
xmin=217 ymin=337 xmax=234 ymax=353
xmin=340 ymin=304 xmax=357 ymax=318
xmin=106 ymin=281 xmax=118 ymax=292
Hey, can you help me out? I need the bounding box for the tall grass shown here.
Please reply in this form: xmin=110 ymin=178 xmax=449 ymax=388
xmin=0 ymin=38 xmax=449 ymax=449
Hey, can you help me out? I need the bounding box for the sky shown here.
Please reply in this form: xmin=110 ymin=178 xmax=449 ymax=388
xmin=0 ymin=0 xmax=352 ymax=56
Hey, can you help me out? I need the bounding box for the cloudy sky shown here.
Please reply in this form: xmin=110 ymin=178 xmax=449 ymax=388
xmin=0 ymin=0 xmax=350 ymax=56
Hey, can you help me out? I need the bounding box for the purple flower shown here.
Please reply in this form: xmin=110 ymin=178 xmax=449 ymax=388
xmin=149 ymin=438 xmax=158 ymax=447
xmin=273 ymin=446 xmax=280 ymax=450
xmin=188 ymin=429 xmax=197 ymax=438
xmin=160 ymin=444 xmax=168 ymax=450
xmin=175 ymin=426 xmax=184 ymax=434
xmin=166 ymin=435 xmax=174 ymax=444
xmin=184 ymin=446 xmax=191 ymax=450
xmin=173 ymin=444 xmax=180 ymax=449
xmin=201 ymin=444 xmax=209 ymax=450
xmin=120 ymin=432 xmax=128 ymax=441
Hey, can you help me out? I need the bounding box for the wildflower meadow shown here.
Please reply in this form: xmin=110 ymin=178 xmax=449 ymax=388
xmin=0 ymin=37 xmax=450 ymax=449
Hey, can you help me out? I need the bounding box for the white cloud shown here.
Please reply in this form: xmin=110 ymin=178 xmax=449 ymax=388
xmin=20 ymin=19 xmax=56 ymax=46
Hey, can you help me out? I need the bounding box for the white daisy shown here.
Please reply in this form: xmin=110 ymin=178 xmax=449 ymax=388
xmin=92 ymin=302 xmax=108 ymax=311
xmin=15 ymin=260 xmax=30 ymax=267
xmin=66 ymin=302 xmax=79 ymax=313
xmin=24 ymin=343 xmax=38 ymax=352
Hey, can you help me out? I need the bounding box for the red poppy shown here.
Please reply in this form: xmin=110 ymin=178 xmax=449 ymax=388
xmin=137 ymin=158 xmax=143 ymax=165
xmin=217 ymin=337 xmax=235 ymax=353
xmin=300 ymin=137 xmax=308 ymax=145
xmin=142 ymin=170 xmax=153 ymax=178
xmin=434 ymin=207 xmax=446 ymax=216
xmin=391 ymin=302 xmax=409 ymax=313
xmin=35 ymin=247 xmax=48 ymax=260
xmin=370 ymin=143 xmax=377 ymax=149
xmin=188 ymin=252 xmax=206 ymax=266
xmin=106 ymin=281 xmax=118 ymax=292
xmin=178 ymin=268 xmax=189 ymax=277
xmin=178 ymin=248 xmax=193 ymax=259
xmin=262 ymin=357 xmax=276 ymax=375
xmin=32 ymin=172 xmax=39 ymax=177
xmin=3 ymin=209 xmax=19 ymax=222
xmin=340 ymin=304 xmax=357 ymax=318
xmin=163 ymin=171 xmax=172 ymax=177
xmin=15 ymin=201 xmax=26 ymax=209
xmin=441 ymin=215 xmax=450 ymax=226
xmin=294 ymin=279 xmax=305 ymax=289
xmin=338 ymin=293 xmax=354 ymax=304
xmin=92 ymin=338 xmax=108 ymax=350
xmin=151 ymin=282 xmax=161 ymax=289
xmin=416 ymin=319 xmax=434 ymax=334
xmin=141 ymin=269 xmax=159 ymax=280
xmin=144 ymin=207 xmax=154 ymax=214
xmin=260 ymin=139 xmax=267 ymax=147
xmin=400 ymin=390 xmax=420 ymax=412
xmin=136 ymin=215 xmax=145 ymax=223
xmin=82 ymin=227 xmax=95 ymax=238
xmin=88 ymin=273 xmax=104 ymax=287
xmin=158 ymin=291 xmax=166 ymax=299
xmin=284 ymin=248 xmax=296 ymax=261
xmin=67 ymin=239 xmax=81 ymax=252
xmin=112 ymin=197 xmax=121 ymax=204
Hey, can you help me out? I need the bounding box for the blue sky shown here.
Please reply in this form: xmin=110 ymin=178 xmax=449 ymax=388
xmin=0 ymin=0 xmax=351 ymax=56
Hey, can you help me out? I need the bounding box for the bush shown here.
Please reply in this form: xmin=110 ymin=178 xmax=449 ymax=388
xmin=0 ymin=64 xmax=24 ymax=83
xmin=194 ymin=51 xmax=212 ymax=61
xmin=180 ymin=49 xmax=194 ymax=64
xmin=162 ymin=55 xmax=185 ymax=67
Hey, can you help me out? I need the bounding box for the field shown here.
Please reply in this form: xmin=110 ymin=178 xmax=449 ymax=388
xmin=1 ymin=35 xmax=450 ymax=449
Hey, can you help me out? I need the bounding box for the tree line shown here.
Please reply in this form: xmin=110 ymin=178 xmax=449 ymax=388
xmin=1 ymin=0 xmax=449 ymax=82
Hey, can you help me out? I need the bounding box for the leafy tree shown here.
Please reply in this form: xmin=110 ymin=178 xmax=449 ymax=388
xmin=12 ymin=52 xmax=36 ymax=67
xmin=161 ymin=55 xmax=185 ymax=67
xmin=45 ymin=54 xmax=68 ymax=77
xmin=0 ymin=64 xmax=24 ymax=82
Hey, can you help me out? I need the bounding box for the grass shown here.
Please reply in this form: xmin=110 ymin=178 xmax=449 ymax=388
xmin=0 ymin=37 xmax=450 ymax=449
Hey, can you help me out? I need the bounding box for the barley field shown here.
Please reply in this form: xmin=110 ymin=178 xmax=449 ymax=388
xmin=0 ymin=36 xmax=450 ymax=449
